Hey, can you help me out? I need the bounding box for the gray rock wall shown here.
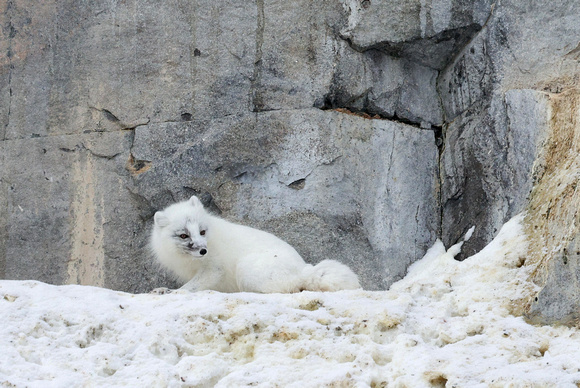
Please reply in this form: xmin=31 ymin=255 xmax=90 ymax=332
xmin=2 ymin=0 xmax=580 ymax=318
xmin=435 ymin=0 xmax=580 ymax=324
xmin=438 ymin=0 xmax=580 ymax=258
xmin=1 ymin=0 xmax=447 ymax=292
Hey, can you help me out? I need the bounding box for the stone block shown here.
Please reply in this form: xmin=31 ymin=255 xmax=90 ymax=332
xmin=340 ymin=0 xmax=493 ymax=69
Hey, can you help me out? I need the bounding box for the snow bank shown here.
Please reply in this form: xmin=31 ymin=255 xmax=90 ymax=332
xmin=2 ymin=215 xmax=580 ymax=387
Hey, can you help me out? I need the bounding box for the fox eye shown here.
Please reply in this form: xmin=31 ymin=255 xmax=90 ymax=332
xmin=179 ymin=234 xmax=189 ymax=239
xmin=200 ymin=230 xmax=206 ymax=236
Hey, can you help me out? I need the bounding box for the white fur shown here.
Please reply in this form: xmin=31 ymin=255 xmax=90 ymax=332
xmin=150 ymin=196 xmax=361 ymax=293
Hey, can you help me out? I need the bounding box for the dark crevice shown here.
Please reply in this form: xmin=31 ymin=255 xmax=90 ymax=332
xmin=126 ymin=153 xmax=152 ymax=176
xmin=89 ymin=106 xmax=150 ymax=131
xmin=433 ymin=125 xmax=444 ymax=152
xmin=3 ymin=0 xmax=15 ymax=142
xmin=342 ymin=23 xmax=486 ymax=71
xmin=319 ymin=105 xmax=442 ymax=132
xmin=435 ymin=50 xmax=447 ymax=241
xmin=440 ymin=2 xmax=497 ymax=76
xmin=101 ymin=109 xmax=120 ymax=123
xmin=68 ymin=143 xmax=123 ymax=160
xmin=233 ymin=171 xmax=247 ymax=180
xmin=125 ymin=121 xmax=149 ymax=131
xmin=250 ymin=0 xmax=265 ymax=112
xmin=87 ymin=149 xmax=122 ymax=160
xmin=434 ymin=122 xmax=446 ymax=239
xmin=288 ymin=178 xmax=306 ymax=190
xmin=127 ymin=125 xmax=136 ymax=150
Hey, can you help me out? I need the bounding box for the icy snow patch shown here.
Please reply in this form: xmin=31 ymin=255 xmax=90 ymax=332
xmin=2 ymin=215 xmax=580 ymax=387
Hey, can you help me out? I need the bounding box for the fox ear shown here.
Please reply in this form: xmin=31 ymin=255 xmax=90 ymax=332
xmin=154 ymin=211 xmax=170 ymax=228
xmin=189 ymin=195 xmax=203 ymax=208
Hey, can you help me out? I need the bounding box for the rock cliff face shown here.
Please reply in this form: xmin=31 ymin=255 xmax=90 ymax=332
xmin=1 ymin=0 xmax=579 ymax=322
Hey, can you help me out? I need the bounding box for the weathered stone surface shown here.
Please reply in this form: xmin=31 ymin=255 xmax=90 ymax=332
xmin=522 ymin=89 xmax=580 ymax=325
xmin=440 ymin=89 xmax=552 ymax=258
xmin=251 ymin=0 xmax=341 ymax=112
xmin=0 ymin=132 xmax=174 ymax=292
xmin=438 ymin=0 xmax=580 ymax=258
xmin=131 ymin=109 xmax=440 ymax=290
xmin=340 ymin=0 xmax=493 ymax=69
xmin=323 ymin=43 xmax=443 ymax=127
xmin=253 ymin=1 xmax=444 ymax=128
xmin=2 ymin=0 xmax=257 ymax=141
xmin=437 ymin=28 xmax=494 ymax=122
xmin=504 ymin=90 xmax=551 ymax=214
xmin=527 ymin=236 xmax=580 ymax=326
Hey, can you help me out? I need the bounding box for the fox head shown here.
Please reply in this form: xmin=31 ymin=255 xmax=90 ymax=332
xmin=153 ymin=196 xmax=209 ymax=257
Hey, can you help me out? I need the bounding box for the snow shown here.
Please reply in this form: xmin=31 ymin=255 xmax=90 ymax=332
xmin=2 ymin=215 xmax=580 ymax=387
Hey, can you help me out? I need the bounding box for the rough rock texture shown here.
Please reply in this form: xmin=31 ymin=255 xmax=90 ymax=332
xmin=435 ymin=0 xmax=580 ymax=324
xmin=322 ymin=45 xmax=444 ymax=128
xmin=438 ymin=0 xmax=580 ymax=259
xmin=522 ymin=89 xmax=580 ymax=325
xmin=131 ymin=110 xmax=439 ymax=290
xmin=0 ymin=132 xmax=172 ymax=293
xmin=1 ymin=0 xmax=580 ymax=319
xmin=0 ymin=0 xmax=447 ymax=292
xmin=340 ymin=0 xmax=493 ymax=69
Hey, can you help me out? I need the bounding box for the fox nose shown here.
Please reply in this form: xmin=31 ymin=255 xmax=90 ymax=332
xmin=200 ymin=248 xmax=207 ymax=255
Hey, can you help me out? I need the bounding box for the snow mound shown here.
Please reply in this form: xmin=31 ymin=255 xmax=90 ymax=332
xmin=2 ymin=215 xmax=580 ymax=387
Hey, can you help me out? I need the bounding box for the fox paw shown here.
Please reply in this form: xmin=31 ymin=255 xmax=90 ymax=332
xmin=150 ymin=287 xmax=172 ymax=295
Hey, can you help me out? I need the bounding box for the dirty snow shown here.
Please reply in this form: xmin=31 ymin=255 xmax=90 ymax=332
xmin=2 ymin=215 xmax=580 ymax=387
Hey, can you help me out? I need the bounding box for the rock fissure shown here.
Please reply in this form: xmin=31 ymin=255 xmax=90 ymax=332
xmin=322 ymin=106 xmax=442 ymax=132
xmin=1 ymin=124 xmax=145 ymax=142
xmin=435 ymin=123 xmax=445 ymax=239
xmin=3 ymin=0 xmax=15 ymax=142
xmin=250 ymin=0 xmax=265 ymax=112
xmin=89 ymin=107 xmax=150 ymax=131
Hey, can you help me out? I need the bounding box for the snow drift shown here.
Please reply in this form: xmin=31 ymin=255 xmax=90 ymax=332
xmin=2 ymin=215 xmax=580 ymax=387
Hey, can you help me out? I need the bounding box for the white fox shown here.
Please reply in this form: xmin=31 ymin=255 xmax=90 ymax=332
xmin=150 ymin=196 xmax=360 ymax=293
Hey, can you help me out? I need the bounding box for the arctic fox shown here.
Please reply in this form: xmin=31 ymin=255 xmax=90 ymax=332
xmin=150 ymin=196 xmax=360 ymax=293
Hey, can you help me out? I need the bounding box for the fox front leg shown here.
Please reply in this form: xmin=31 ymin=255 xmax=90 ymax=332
xmin=179 ymin=266 xmax=225 ymax=292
